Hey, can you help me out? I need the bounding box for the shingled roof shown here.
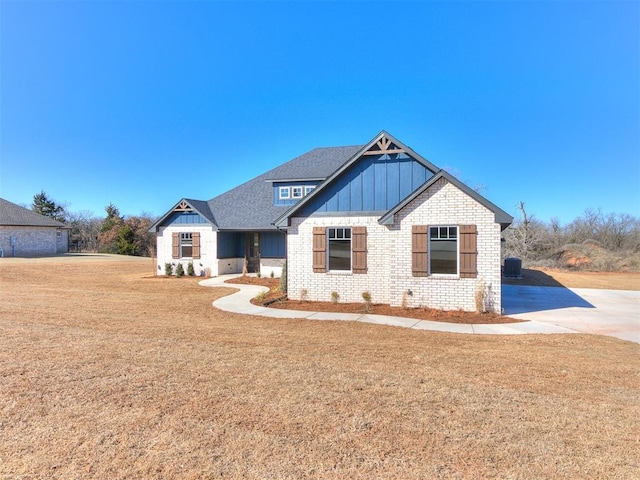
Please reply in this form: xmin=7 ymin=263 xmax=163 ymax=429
xmin=206 ymin=145 xmax=362 ymax=230
xmin=151 ymin=145 xmax=363 ymax=232
xmin=0 ymin=198 xmax=67 ymax=228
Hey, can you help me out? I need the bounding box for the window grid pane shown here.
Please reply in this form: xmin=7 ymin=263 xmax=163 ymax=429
xmin=429 ymin=226 xmax=457 ymax=274
xmin=328 ymin=227 xmax=351 ymax=271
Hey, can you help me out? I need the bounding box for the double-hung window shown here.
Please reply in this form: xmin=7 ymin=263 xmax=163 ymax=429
xmin=327 ymin=227 xmax=351 ymax=271
xmin=291 ymin=186 xmax=303 ymax=199
xmin=429 ymin=226 xmax=458 ymax=274
xmin=180 ymin=232 xmax=193 ymax=258
xmin=279 ymin=187 xmax=290 ymax=199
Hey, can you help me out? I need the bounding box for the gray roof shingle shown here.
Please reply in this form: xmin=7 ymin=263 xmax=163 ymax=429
xmin=206 ymin=145 xmax=362 ymax=230
xmin=0 ymin=197 xmax=68 ymax=228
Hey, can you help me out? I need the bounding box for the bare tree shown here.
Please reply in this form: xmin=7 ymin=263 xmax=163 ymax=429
xmin=503 ymin=201 xmax=545 ymax=262
xmin=66 ymin=210 xmax=102 ymax=252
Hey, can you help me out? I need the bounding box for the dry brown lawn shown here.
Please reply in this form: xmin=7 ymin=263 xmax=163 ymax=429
xmin=1 ymin=255 xmax=638 ymax=479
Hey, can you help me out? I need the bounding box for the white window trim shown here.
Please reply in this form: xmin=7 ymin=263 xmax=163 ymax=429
xmin=279 ymin=187 xmax=290 ymax=199
xmin=327 ymin=227 xmax=352 ymax=272
xmin=180 ymin=232 xmax=193 ymax=258
xmin=428 ymin=225 xmax=459 ymax=277
xmin=304 ymin=185 xmax=315 ymax=196
xmin=291 ymin=186 xmax=303 ymax=199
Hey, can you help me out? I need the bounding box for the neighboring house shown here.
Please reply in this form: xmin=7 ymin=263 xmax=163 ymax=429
xmin=150 ymin=131 xmax=513 ymax=313
xmin=0 ymin=197 xmax=69 ymax=257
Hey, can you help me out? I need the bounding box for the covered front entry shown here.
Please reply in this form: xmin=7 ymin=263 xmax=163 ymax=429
xmin=245 ymin=232 xmax=260 ymax=273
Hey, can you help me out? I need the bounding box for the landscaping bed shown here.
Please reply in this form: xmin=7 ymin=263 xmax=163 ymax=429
xmin=225 ymin=276 xmax=521 ymax=324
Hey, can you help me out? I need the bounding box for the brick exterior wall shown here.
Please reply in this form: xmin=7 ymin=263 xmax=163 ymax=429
xmin=389 ymin=178 xmax=502 ymax=313
xmin=156 ymin=225 xmax=217 ymax=276
xmin=0 ymin=226 xmax=68 ymax=257
xmin=156 ymin=227 xmax=285 ymax=277
xmin=288 ymin=215 xmax=391 ymax=305
xmin=287 ymin=178 xmax=503 ymax=313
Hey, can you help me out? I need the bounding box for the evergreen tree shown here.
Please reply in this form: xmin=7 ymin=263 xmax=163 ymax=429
xmin=101 ymin=203 xmax=123 ymax=232
xmin=116 ymin=225 xmax=137 ymax=255
xmin=32 ymin=190 xmax=66 ymax=222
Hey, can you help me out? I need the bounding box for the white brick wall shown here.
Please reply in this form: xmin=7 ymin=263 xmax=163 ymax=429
xmin=156 ymin=225 xmax=217 ymax=276
xmin=287 ymin=216 xmax=391 ymax=305
xmin=156 ymin=227 xmax=285 ymax=277
xmin=389 ymin=178 xmax=502 ymax=313
xmin=287 ymin=178 xmax=503 ymax=313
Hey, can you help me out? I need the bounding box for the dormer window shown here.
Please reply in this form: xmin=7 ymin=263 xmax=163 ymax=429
xmin=279 ymin=187 xmax=290 ymax=199
xmin=291 ymin=186 xmax=303 ymax=199
xmin=277 ymin=184 xmax=317 ymax=201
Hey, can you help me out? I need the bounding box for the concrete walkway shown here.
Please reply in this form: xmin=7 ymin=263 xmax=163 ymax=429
xmin=199 ymin=275 xmax=640 ymax=341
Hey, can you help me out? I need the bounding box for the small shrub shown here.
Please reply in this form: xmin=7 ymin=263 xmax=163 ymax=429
xmin=187 ymin=262 xmax=195 ymax=276
xmin=242 ymin=258 xmax=248 ymax=276
xmin=164 ymin=263 xmax=173 ymax=276
xmin=362 ymin=291 xmax=372 ymax=313
xmin=300 ymin=288 xmax=308 ymax=302
xmin=270 ymin=270 xmax=274 ymax=278
xmin=176 ymin=263 xmax=184 ymax=278
xmin=204 ymin=267 xmax=211 ymax=277
xmin=255 ymin=290 xmax=268 ymax=303
xmin=256 ymin=271 xmax=262 ymax=278
xmin=331 ymin=291 xmax=340 ymax=304
xmin=475 ymin=281 xmax=486 ymax=314
xmin=280 ymin=261 xmax=287 ymax=293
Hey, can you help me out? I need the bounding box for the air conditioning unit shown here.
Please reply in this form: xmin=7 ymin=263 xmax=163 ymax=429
xmin=503 ymin=257 xmax=522 ymax=278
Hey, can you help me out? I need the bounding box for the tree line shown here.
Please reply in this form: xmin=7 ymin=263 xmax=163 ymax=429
xmin=504 ymin=202 xmax=640 ymax=270
xmin=32 ymin=191 xmax=156 ymax=256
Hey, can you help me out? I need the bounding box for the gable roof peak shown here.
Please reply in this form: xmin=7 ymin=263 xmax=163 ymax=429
xmin=147 ymin=197 xmax=217 ymax=232
xmin=273 ymin=131 xmax=442 ymax=227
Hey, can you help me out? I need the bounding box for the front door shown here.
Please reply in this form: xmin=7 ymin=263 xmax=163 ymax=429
xmin=245 ymin=232 xmax=260 ymax=273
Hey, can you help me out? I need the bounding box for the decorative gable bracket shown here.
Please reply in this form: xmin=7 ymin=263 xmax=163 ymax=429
xmin=363 ymin=135 xmax=406 ymax=156
xmin=175 ymin=200 xmax=193 ymax=212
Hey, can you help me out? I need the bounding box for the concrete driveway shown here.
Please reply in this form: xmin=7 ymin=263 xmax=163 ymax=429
xmin=502 ymin=285 xmax=640 ymax=343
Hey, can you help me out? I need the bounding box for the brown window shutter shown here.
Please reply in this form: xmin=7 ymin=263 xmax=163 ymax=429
xmin=312 ymin=227 xmax=326 ymax=273
xmin=351 ymin=226 xmax=367 ymax=274
xmin=172 ymin=232 xmax=180 ymax=259
xmin=459 ymin=224 xmax=477 ymax=278
xmin=192 ymin=232 xmax=201 ymax=259
xmin=412 ymin=225 xmax=428 ymax=277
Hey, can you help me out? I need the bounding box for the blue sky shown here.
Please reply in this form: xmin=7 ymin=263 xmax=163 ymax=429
xmin=1 ymin=1 xmax=638 ymax=224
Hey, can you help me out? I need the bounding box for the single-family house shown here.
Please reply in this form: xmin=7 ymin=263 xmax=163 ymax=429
xmin=0 ymin=197 xmax=69 ymax=257
xmin=150 ymin=131 xmax=513 ymax=313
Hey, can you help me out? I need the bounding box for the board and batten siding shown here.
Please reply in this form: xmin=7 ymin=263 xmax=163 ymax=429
xmin=300 ymin=154 xmax=434 ymax=214
xmin=164 ymin=211 xmax=208 ymax=225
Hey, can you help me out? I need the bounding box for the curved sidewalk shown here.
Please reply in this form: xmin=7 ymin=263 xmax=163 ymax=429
xmin=199 ymin=275 xmax=577 ymax=336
